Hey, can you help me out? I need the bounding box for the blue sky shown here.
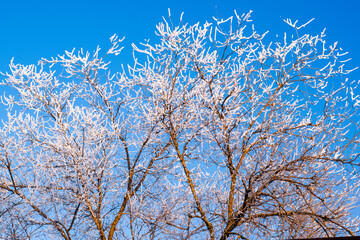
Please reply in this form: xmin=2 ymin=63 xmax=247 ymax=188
xmin=0 ymin=0 xmax=359 ymax=222
xmin=0 ymin=0 xmax=359 ymax=75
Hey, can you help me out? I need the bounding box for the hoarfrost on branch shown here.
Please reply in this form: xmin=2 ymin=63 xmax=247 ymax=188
xmin=0 ymin=11 xmax=359 ymax=240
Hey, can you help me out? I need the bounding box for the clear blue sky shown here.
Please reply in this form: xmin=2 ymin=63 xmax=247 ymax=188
xmin=0 ymin=0 xmax=359 ymax=73
xmin=0 ymin=0 xmax=359 ymax=220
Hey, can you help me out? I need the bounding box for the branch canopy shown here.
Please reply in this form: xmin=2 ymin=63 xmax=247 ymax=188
xmin=0 ymin=11 xmax=359 ymax=240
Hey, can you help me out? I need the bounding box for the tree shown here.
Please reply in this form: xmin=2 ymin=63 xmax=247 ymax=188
xmin=0 ymin=11 xmax=359 ymax=240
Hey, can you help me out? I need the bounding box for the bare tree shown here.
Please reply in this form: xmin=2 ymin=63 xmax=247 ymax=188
xmin=1 ymin=11 xmax=359 ymax=239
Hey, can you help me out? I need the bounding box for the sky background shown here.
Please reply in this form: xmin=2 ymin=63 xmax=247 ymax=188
xmin=0 ymin=0 xmax=359 ymax=75
xmin=0 ymin=0 xmax=359 ymax=219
